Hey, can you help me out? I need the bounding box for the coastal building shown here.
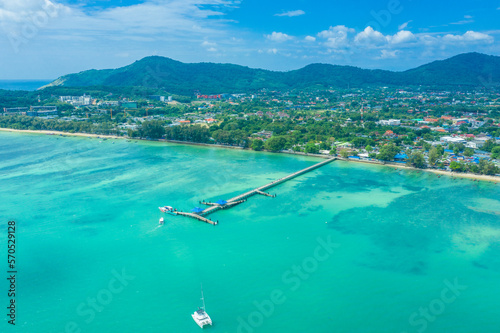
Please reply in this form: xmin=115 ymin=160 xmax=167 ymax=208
xmin=253 ymin=130 xmax=273 ymax=139
xmin=60 ymin=95 xmax=92 ymax=106
xmin=424 ymin=117 xmax=439 ymax=123
xmin=465 ymin=142 xmax=478 ymax=149
xmin=29 ymin=106 xmax=58 ymax=117
xmin=119 ymin=101 xmax=138 ymax=109
xmin=3 ymin=106 xmax=57 ymax=117
xmin=3 ymin=107 xmax=29 ymax=115
xmin=149 ymin=95 xmax=165 ymax=102
xmin=99 ymin=101 xmax=119 ymax=107
xmin=452 ymin=118 xmax=469 ymax=125
xmin=440 ymin=136 xmax=466 ymax=144
xmin=470 ymin=120 xmax=485 ymax=128
xmin=394 ymin=153 xmax=408 ymax=162
xmin=378 ymin=119 xmax=401 ymax=126
xmin=383 ymin=130 xmax=396 ymax=137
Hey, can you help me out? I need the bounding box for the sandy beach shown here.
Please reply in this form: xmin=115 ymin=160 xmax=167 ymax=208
xmin=1 ymin=127 xmax=498 ymax=184
xmin=0 ymin=127 xmax=124 ymax=140
xmin=343 ymin=157 xmax=500 ymax=184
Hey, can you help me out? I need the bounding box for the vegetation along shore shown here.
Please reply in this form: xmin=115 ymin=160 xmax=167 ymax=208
xmin=1 ymin=127 xmax=498 ymax=184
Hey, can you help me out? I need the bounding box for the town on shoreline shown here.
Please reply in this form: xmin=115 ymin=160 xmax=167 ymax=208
xmin=1 ymin=127 xmax=499 ymax=185
xmin=1 ymin=85 xmax=499 ymax=181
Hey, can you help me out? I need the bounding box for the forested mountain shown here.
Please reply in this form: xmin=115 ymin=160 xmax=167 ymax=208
xmin=42 ymin=53 xmax=500 ymax=94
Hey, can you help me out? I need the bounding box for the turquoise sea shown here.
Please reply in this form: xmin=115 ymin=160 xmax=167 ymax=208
xmin=1 ymin=131 xmax=500 ymax=333
xmin=0 ymin=80 xmax=52 ymax=91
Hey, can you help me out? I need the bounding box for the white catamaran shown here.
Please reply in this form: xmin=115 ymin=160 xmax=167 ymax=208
xmin=191 ymin=285 xmax=212 ymax=329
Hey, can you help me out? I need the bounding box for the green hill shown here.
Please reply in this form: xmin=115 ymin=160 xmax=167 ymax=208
xmin=42 ymin=52 xmax=500 ymax=94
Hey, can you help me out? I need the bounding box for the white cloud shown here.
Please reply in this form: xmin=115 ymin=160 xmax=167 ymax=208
xmin=305 ymin=36 xmax=316 ymax=42
xmin=389 ymin=30 xmax=416 ymax=44
xmin=418 ymin=34 xmax=438 ymax=46
xmin=202 ymin=41 xmax=217 ymax=47
xmin=202 ymin=41 xmax=217 ymax=52
xmin=265 ymin=31 xmax=293 ymax=42
xmin=318 ymin=25 xmax=355 ymax=49
xmin=1 ymin=0 xmax=241 ymax=42
xmin=354 ymin=26 xmax=387 ymax=45
xmin=318 ymin=25 xmax=355 ymax=38
xmin=398 ymin=20 xmax=412 ymax=30
xmin=379 ymin=50 xmax=399 ymax=59
xmin=0 ymin=0 xmax=245 ymax=77
xmin=0 ymin=0 xmax=69 ymax=30
xmin=267 ymin=48 xmax=278 ymax=54
xmin=314 ymin=25 xmax=494 ymax=55
xmin=275 ymin=10 xmax=305 ymax=17
xmin=443 ymin=31 xmax=494 ymax=43
xmin=451 ymin=15 xmax=474 ymax=25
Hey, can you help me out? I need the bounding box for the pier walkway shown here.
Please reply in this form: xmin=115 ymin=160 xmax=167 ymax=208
xmin=199 ymin=157 xmax=335 ymax=217
xmin=175 ymin=212 xmax=218 ymax=225
xmin=255 ymin=190 xmax=276 ymax=198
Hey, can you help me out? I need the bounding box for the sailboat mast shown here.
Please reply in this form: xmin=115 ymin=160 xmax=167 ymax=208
xmin=201 ymin=284 xmax=206 ymax=310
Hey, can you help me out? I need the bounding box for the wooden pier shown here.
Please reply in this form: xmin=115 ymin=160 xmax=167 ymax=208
xmin=255 ymin=190 xmax=276 ymax=198
xmin=168 ymin=157 xmax=335 ymax=225
xmin=198 ymin=157 xmax=335 ymax=217
xmin=175 ymin=212 xmax=218 ymax=225
xmin=226 ymin=157 xmax=335 ymax=203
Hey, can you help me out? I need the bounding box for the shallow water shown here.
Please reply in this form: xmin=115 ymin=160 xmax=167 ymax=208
xmin=1 ymin=131 xmax=499 ymax=333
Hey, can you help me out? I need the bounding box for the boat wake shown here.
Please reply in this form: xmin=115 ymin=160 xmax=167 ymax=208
xmin=146 ymin=225 xmax=162 ymax=234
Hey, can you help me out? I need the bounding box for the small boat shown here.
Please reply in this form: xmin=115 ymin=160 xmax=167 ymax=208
xmin=159 ymin=206 xmax=176 ymax=214
xmin=159 ymin=217 xmax=164 ymax=225
xmin=192 ymin=285 xmax=212 ymax=329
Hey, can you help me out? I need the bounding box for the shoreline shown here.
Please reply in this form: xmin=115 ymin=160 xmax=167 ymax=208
xmin=0 ymin=128 xmax=124 ymax=140
xmin=1 ymin=127 xmax=498 ymax=184
xmin=340 ymin=157 xmax=500 ymax=184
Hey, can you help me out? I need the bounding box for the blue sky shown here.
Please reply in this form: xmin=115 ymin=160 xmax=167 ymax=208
xmin=0 ymin=0 xmax=499 ymax=79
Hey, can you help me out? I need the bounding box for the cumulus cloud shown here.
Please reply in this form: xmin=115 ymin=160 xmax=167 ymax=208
xmin=305 ymin=36 xmax=316 ymax=42
xmin=354 ymin=26 xmax=387 ymax=45
xmin=442 ymin=31 xmax=493 ymax=43
xmin=418 ymin=34 xmax=438 ymax=46
xmin=318 ymin=25 xmax=355 ymax=38
xmin=275 ymin=10 xmax=305 ymax=17
xmin=314 ymin=25 xmax=493 ymax=56
xmin=389 ymin=30 xmax=416 ymax=44
xmin=265 ymin=31 xmax=293 ymax=42
xmin=318 ymin=25 xmax=355 ymax=49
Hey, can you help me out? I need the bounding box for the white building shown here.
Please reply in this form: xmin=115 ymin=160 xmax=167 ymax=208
xmin=378 ymin=119 xmax=401 ymax=126
xmin=60 ymin=95 xmax=92 ymax=106
xmin=465 ymin=142 xmax=477 ymax=149
xmin=440 ymin=136 xmax=466 ymax=144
